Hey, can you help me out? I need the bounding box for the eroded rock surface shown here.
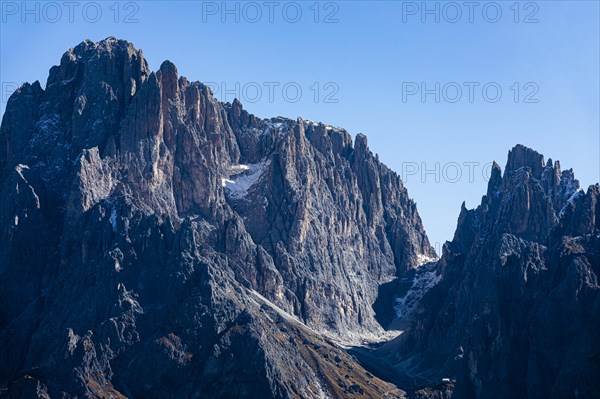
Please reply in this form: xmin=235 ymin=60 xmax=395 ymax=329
xmin=2 ymin=37 xmax=597 ymax=399
xmin=378 ymin=145 xmax=599 ymax=399
xmin=0 ymin=38 xmax=433 ymax=398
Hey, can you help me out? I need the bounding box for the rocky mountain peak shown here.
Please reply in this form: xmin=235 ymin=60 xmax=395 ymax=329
xmin=383 ymin=145 xmax=599 ymax=398
xmin=0 ymin=38 xmax=433 ymax=398
xmin=157 ymin=60 xmax=179 ymax=90
xmin=505 ymin=143 xmax=545 ymax=177
xmin=485 ymin=160 xmax=503 ymax=198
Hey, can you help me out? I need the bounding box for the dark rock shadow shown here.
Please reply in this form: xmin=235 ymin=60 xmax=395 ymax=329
xmin=372 ymin=268 xmax=417 ymax=330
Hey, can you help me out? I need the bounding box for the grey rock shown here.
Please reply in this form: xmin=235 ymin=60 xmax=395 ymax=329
xmin=0 ymin=38 xmax=421 ymax=398
xmin=377 ymin=145 xmax=599 ymax=399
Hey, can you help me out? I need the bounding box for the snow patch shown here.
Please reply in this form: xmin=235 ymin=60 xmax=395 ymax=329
xmin=304 ymin=119 xmax=341 ymax=131
xmin=228 ymin=164 xmax=250 ymax=174
xmin=14 ymin=164 xmax=41 ymax=208
xmin=559 ymin=188 xmax=584 ymax=218
xmin=416 ymin=253 xmax=438 ymax=267
xmin=264 ymin=117 xmax=288 ymax=133
xmin=15 ymin=164 xmax=30 ymax=180
xmin=222 ymin=160 xmax=268 ymax=199
xmin=395 ymin=263 xmax=441 ymax=319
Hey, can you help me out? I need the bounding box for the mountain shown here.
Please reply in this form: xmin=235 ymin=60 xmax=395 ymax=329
xmin=0 ymin=38 xmax=433 ymax=398
xmin=371 ymin=145 xmax=600 ymax=398
xmin=1 ymin=38 xmax=598 ymax=399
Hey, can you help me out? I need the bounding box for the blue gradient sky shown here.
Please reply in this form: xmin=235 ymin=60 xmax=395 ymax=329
xmin=1 ymin=1 xmax=599 ymax=251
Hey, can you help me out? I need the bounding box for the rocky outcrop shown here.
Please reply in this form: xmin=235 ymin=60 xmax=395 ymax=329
xmin=0 ymin=38 xmax=432 ymax=398
xmin=378 ymin=145 xmax=600 ymax=398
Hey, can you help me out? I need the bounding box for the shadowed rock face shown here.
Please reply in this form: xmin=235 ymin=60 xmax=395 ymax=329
xmin=0 ymin=38 xmax=432 ymax=398
xmin=381 ymin=145 xmax=600 ymax=398
xmin=2 ymin=38 xmax=597 ymax=399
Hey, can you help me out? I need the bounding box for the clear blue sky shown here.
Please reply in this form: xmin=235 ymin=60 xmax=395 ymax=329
xmin=1 ymin=1 xmax=598 ymax=251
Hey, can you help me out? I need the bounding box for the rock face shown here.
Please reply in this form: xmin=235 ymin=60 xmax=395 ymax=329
xmin=381 ymin=145 xmax=600 ymax=398
xmin=2 ymin=38 xmax=598 ymax=399
xmin=0 ymin=38 xmax=433 ymax=398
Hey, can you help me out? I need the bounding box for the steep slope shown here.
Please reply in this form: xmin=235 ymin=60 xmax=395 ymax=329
xmin=0 ymin=38 xmax=433 ymax=398
xmin=376 ymin=145 xmax=600 ymax=398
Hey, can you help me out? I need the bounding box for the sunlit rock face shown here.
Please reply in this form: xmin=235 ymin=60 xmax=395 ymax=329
xmin=0 ymin=38 xmax=432 ymax=398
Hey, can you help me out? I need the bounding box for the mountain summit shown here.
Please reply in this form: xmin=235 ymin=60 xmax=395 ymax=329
xmin=0 ymin=38 xmax=432 ymax=398
xmin=374 ymin=144 xmax=599 ymax=398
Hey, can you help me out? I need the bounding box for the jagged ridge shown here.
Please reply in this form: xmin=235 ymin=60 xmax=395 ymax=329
xmin=0 ymin=37 xmax=434 ymax=398
xmin=372 ymin=145 xmax=600 ymax=399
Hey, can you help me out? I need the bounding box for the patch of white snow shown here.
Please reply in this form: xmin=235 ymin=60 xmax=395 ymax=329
xmin=223 ymin=160 xmax=268 ymax=199
xmin=15 ymin=164 xmax=30 ymax=180
xmin=416 ymin=253 xmax=438 ymax=267
xmin=559 ymin=188 xmax=584 ymax=217
xmin=395 ymin=263 xmax=441 ymax=319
